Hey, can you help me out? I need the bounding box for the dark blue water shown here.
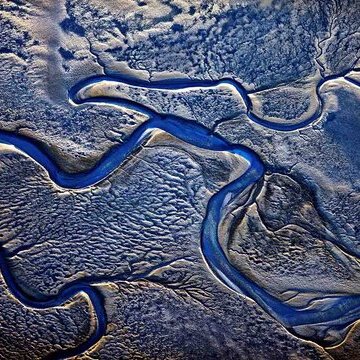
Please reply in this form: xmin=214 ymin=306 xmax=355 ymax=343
xmin=0 ymin=72 xmax=359 ymax=357
xmin=70 ymin=70 xmax=358 ymax=131
xmin=0 ymin=251 xmax=106 ymax=360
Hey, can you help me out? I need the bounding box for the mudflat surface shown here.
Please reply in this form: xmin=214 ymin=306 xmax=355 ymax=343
xmin=0 ymin=1 xmax=359 ymax=359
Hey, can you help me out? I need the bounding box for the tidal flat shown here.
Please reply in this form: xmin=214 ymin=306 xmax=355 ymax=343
xmin=0 ymin=0 xmax=359 ymax=359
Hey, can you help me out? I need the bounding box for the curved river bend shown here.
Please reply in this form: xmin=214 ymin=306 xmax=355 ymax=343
xmin=0 ymin=71 xmax=359 ymax=358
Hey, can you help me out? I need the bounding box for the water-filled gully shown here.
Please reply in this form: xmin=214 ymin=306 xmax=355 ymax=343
xmin=0 ymin=71 xmax=359 ymax=358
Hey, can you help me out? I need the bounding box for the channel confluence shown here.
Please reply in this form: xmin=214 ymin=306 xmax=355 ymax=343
xmin=0 ymin=71 xmax=359 ymax=358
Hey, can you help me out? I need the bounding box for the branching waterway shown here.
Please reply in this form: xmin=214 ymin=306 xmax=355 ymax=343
xmin=0 ymin=71 xmax=359 ymax=358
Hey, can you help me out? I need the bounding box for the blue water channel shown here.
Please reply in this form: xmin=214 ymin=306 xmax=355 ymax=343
xmin=0 ymin=72 xmax=359 ymax=358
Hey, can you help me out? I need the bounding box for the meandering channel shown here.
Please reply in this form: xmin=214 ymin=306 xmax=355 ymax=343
xmin=70 ymin=67 xmax=360 ymax=131
xmin=0 ymin=71 xmax=359 ymax=358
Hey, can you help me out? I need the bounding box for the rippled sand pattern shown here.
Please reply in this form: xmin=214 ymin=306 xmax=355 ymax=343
xmin=0 ymin=1 xmax=359 ymax=359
